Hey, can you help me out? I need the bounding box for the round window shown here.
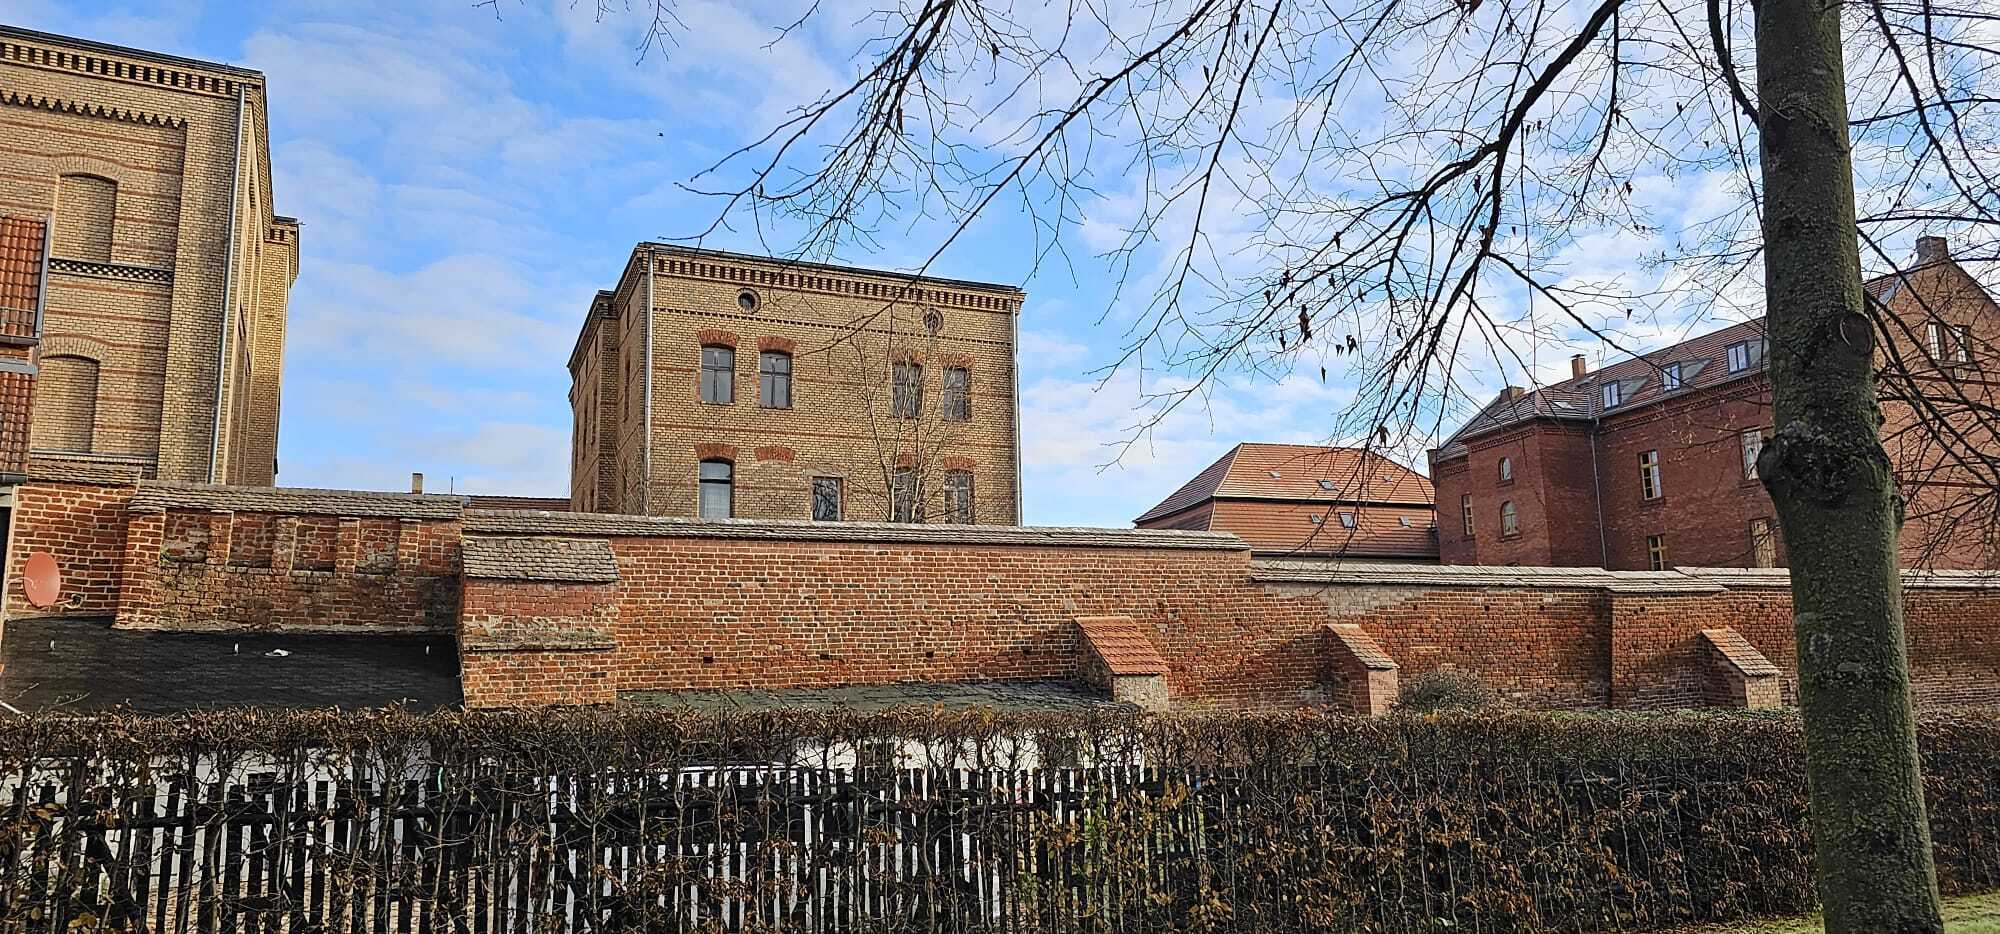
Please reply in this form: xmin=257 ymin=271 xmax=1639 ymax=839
xmin=737 ymin=289 xmax=760 ymax=312
xmin=923 ymin=308 xmax=944 ymax=336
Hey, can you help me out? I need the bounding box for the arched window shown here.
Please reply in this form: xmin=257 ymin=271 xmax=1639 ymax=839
xmin=1497 ymin=456 xmax=1513 ymax=482
xmin=34 ymin=354 xmax=98 ymax=452
xmin=54 ymin=174 xmax=116 ymax=262
xmin=697 ymin=459 xmax=733 ymax=519
xmin=1499 ymin=500 xmax=1519 ymax=537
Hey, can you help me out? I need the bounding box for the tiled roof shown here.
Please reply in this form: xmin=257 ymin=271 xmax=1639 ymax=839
xmin=1210 ymin=500 xmax=1438 ymax=559
xmin=130 ymin=482 xmax=466 ymax=519
xmin=462 ymin=536 xmax=620 ymax=583
xmin=1435 ymin=318 xmax=1772 ymax=459
xmin=1135 ymin=443 xmax=1434 ymax=525
xmin=465 ymin=510 xmax=1246 ymax=551
xmin=1325 ymin=624 xmax=1397 ymax=671
xmin=622 ymin=680 xmax=1129 ymax=714
xmin=1075 ymin=616 xmax=1167 ymax=675
xmin=0 ymin=617 xmax=460 ymax=714
xmin=0 ymin=215 xmax=45 ymax=340
xmin=1700 ymin=628 xmax=1781 ymax=678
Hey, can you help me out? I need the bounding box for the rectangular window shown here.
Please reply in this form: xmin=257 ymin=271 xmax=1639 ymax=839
xmin=1647 ymin=534 xmax=1668 ymax=571
xmin=891 ymin=468 xmax=920 ymax=523
xmin=1726 ymin=341 xmax=1751 ymax=373
xmin=892 ymin=363 xmax=923 ymax=419
xmin=1740 ymin=428 xmax=1764 ymax=480
xmin=1662 ymin=362 xmax=1682 ymax=391
xmin=940 ymin=367 xmax=971 ymax=421
xmin=758 ymin=351 xmax=792 ymax=408
xmin=1500 ymin=501 xmax=1519 ymax=537
xmin=699 ymin=346 xmax=735 ymax=404
xmin=944 ymin=470 xmax=974 ymax=523
xmin=1639 ymin=450 xmax=1662 ymax=501
xmin=1957 ymin=325 xmax=1973 ymax=364
xmin=1934 ymin=322 xmax=1972 ymax=365
xmin=1750 ymin=518 xmax=1777 ymax=568
xmin=811 ymin=476 xmax=842 ymax=521
xmin=1601 ymin=381 xmax=1623 ymax=409
xmin=698 ymin=460 xmax=732 ymax=519
xmin=1461 ymin=494 xmax=1473 ymax=536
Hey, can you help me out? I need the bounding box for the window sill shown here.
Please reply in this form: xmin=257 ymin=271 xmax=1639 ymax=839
xmin=1639 ymin=496 xmax=1666 ymax=508
xmin=1500 ymin=532 xmax=1522 ymax=541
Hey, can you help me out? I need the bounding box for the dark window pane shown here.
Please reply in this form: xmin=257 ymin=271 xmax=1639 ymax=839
xmin=944 ymin=470 xmax=973 ymax=523
xmin=891 ymin=468 xmax=920 ymax=522
xmin=812 ymin=476 xmax=842 ymax=521
xmin=892 ymin=363 xmax=922 ymax=418
xmin=941 ymin=367 xmax=970 ymax=421
xmin=698 ymin=460 xmax=732 ymax=519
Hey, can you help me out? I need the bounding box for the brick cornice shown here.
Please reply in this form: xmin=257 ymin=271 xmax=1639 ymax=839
xmin=0 ymin=30 xmax=257 ymax=99
xmin=0 ymin=88 xmax=189 ymax=128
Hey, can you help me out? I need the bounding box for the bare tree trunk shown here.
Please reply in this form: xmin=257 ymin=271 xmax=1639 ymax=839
xmin=1753 ymin=0 xmax=1943 ymax=930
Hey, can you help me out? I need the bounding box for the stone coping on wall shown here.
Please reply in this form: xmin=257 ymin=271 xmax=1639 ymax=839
xmin=1250 ymin=560 xmax=1727 ymax=594
xmin=622 ymin=679 xmax=1130 ymax=714
xmin=129 ymin=482 xmax=466 ymax=519
xmin=1679 ymin=566 xmax=2000 ymax=591
xmin=464 ymin=509 xmax=1247 ymax=551
xmin=462 ymin=537 xmax=620 ymax=583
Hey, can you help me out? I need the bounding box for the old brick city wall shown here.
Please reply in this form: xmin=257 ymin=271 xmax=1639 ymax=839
xmin=6 ymin=478 xmax=462 ymax=633
xmin=7 ymin=478 xmax=1999 ymax=712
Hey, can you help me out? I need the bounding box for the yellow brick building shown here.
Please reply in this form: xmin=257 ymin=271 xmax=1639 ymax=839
xmin=0 ymin=25 xmax=296 ymax=486
xmin=569 ymin=245 xmax=1024 ymax=524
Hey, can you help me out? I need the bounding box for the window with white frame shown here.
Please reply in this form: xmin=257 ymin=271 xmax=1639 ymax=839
xmin=1639 ymin=450 xmax=1662 ymax=500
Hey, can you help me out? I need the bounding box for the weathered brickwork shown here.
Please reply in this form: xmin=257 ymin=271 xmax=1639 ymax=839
xmin=1434 ymin=238 xmax=2000 ymax=570
xmin=5 ymin=467 xmax=139 ymax=616
xmin=458 ymin=578 xmax=619 ymax=709
xmin=570 ymin=245 xmax=1023 ymax=524
xmin=0 ymin=26 xmax=296 ymax=486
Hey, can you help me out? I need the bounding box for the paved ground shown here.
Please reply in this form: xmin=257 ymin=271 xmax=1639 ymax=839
xmin=0 ymin=616 xmax=461 ymax=714
xmin=1679 ymin=892 xmax=2000 ymax=933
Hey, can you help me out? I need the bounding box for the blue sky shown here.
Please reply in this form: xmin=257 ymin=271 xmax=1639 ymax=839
xmin=0 ymin=0 xmax=1395 ymax=525
xmin=7 ymin=1 xmax=1955 ymax=527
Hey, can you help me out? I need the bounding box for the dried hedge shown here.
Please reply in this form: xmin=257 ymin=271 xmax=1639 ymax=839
xmin=0 ymin=706 xmax=1995 ymax=933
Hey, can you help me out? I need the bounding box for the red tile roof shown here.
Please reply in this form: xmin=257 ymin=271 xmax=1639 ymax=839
xmin=1437 ymin=269 xmax=1913 ymax=459
xmin=1074 ymin=616 xmax=1168 ymax=676
xmin=1135 ymin=443 xmax=1434 ymax=524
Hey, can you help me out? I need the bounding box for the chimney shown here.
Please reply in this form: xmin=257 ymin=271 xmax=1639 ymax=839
xmin=410 ymin=472 xmax=424 ymax=495
xmin=1570 ymin=354 xmax=1588 ymax=379
xmin=1499 ymin=385 xmax=1524 ymax=401
xmin=1917 ymin=236 xmax=1950 ymax=265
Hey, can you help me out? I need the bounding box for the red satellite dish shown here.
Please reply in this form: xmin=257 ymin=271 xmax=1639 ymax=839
xmin=22 ymin=552 xmax=61 ymax=609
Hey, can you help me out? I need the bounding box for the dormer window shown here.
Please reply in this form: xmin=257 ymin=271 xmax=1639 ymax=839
xmin=1662 ymin=362 xmax=1682 ymax=391
xmin=1601 ymin=381 xmax=1623 ymax=409
xmin=1726 ymin=341 xmax=1752 ymax=373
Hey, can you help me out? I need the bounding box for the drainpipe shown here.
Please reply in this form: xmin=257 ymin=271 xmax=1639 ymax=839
xmin=642 ymin=247 xmax=655 ymax=516
xmin=32 ymin=212 xmax=50 ymax=338
xmin=1010 ymin=297 xmax=1023 ymax=525
xmin=208 ymin=84 xmax=246 ymax=484
xmin=1590 ymin=410 xmax=1609 ymax=569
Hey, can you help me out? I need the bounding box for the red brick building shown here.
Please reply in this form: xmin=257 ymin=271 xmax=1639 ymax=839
xmin=1430 ymin=237 xmax=2000 ymax=570
xmin=1135 ymin=443 xmax=1438 ymax=562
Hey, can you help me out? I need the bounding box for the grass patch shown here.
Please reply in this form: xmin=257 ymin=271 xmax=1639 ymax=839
xmin=1688 ymin=891 xmax=2000 ymax=932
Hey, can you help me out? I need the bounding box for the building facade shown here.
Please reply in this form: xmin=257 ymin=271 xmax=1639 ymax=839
xmin=1135 ymin=443 xmax=1438 ymax=562
xmin=0 ymin=26 xmax=296 ymax=488
xmin=569 ymin=244 xmax=1023 ymax=523
xmin=1431 ymin=237 xmax=2000 ymax=570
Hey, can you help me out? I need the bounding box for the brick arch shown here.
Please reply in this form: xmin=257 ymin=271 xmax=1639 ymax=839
xmin=942 ymin=456 xmax=978 ymax=472
xmin=695 ymin=329 xmax=739 ymax=349
xmin=694 ymin=442 xmax=739 ymax=463
xmin=936 ymin=352 xmax=974 ymax=369
xmin=51 ymin=171 xmax=118 ymax=262
xmin=39 ymin=333 xmax=111 ymax=363
xmin=757 ymin=335 xmax=796 ymax=355
xmin=48 ymin=155 xmax=131 ymax=186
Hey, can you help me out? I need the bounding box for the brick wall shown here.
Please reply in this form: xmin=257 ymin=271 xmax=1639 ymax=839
xmin=458 ymin=578 xmax=618 ymax=708
xmin=5 ymin=471 xmax=138 ymax=617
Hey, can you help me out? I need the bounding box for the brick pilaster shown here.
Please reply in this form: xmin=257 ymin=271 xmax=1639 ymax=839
xmin=204 ymin=510 xmax=233 ymax=568
xmin=114 ymin=507 xmax=166 ymax=629
xmin=270 ymin=516 xmax=298 ymax=573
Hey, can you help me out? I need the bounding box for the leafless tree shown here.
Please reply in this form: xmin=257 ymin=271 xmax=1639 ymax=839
xmin=536 ymin=0 xmax=2000 ymax=926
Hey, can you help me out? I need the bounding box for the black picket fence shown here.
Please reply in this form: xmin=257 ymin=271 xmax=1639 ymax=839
xmin=0 ymin=708 xmax=1996 ymax=933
